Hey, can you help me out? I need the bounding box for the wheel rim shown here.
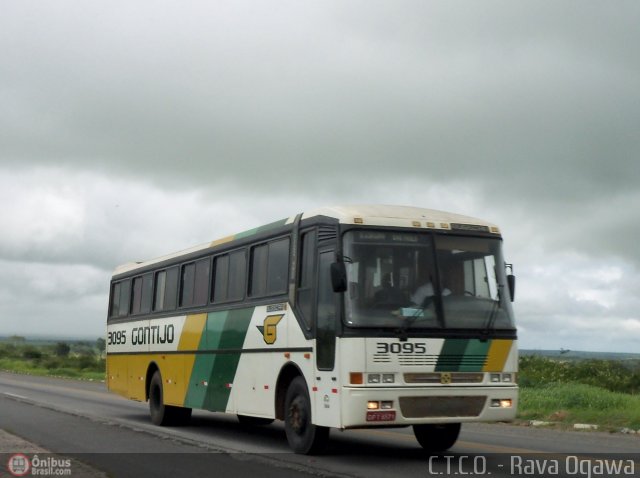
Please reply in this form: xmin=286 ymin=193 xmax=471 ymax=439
xmin=288 ymin=396 xmax=307 ymax=435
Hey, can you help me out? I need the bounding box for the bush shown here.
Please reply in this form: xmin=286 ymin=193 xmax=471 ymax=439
xmin=22 ymin=346 xmax=43 ymax=360
xmin=519 ymin=356 xmax=640 ymax=394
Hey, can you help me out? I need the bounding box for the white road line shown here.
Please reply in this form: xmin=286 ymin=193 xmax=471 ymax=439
xmin=3 ymin=392 xmax=29 ymax=400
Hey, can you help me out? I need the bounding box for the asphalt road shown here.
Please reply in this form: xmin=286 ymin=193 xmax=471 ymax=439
xmin=1 ymin=372 xmax=638 ymax=477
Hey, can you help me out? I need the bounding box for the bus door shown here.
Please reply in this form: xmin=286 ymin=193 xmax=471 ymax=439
xmin=314 ymin=248 xmax=340 ymax=427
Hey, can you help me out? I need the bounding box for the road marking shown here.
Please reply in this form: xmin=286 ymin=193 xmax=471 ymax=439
xmin=3 ymin=392 xmax=28 ymax=400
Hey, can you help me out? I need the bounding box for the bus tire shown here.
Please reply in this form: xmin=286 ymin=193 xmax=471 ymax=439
xmin=149 ymin=371 xmax=192 ymax=426
xmin=413 ymin=423 xmax=461 ymax=451
xmin=237 ymin=415 xmax=274 ymax=426
xmin=284 ymin=376 xmax=329 ymax=455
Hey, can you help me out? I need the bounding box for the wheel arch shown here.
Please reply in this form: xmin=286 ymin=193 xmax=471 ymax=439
xmin=275 ymin=362 xmax=305 ymax=420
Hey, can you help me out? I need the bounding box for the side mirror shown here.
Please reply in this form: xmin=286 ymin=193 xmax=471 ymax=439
xmin=507 ymin=274 xmax=516 ymax=302
xmin=330 ymin=262 xmax=347 ymax=293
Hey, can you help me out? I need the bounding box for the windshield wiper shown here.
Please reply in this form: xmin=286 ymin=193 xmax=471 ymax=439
xmin=481 ymin=285 xmax=504 ymax=336
xmin=396 ymin=296 xmax=434 ymax=341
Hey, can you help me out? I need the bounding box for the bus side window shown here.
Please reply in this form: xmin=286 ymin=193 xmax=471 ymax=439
xmin=249 ymin=238 xmax=290 ymax=298
xmin=131 ymin=276 xmax=143 ymax=315
xmin=154 ymin=270 xmax=167 ymax=311
xmin=249 ymin=244 xmax=268 ymax=297
xmin=267 ymin=238 xmax=289 ymax=295
xmin=118 ymin=279 xmax=131 ymax=318
xmin=228 ymin=249 xmax=246 ymax=301
xmin=110 ymin=282 xmax=121 ymax=318
xmin=164 ymin=267 xmax=178 ymax=310
xmin=155 ymin=266 xmax=179 ymax=311
xmin=140 ymin=273 xmax=153 ymax=314
xmin=212 ymin=249 xmax=246 ymax=303
xmin=193 ymin=258 xmax=210 ymax=306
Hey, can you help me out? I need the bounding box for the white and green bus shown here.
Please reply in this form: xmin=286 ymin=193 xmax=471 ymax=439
xmin=106 ymin=205 xmax=518 ymax=454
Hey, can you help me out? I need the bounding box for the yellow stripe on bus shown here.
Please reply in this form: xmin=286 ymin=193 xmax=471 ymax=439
xmin=483 ymin=339 xmax=513 ymax=372
xmin=178 ymin=313 xmax=207 ymax=406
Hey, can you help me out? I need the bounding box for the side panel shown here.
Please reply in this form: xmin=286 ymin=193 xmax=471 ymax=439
xmin=107 ymin=305 xmax=316 ymax=416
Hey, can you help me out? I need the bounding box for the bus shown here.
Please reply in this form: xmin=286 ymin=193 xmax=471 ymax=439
xmin=106 ymin=205 xmax=518 ymax=454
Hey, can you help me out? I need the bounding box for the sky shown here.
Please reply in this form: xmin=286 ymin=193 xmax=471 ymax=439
xmin=1 ymin=1 xmax=638 ymax=352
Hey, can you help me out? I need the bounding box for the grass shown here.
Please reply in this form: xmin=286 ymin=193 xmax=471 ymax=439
xmin=518 ymin=383 xmax=640 ymax=429
xmin=516 ymin=355 xmax=640 ymax=430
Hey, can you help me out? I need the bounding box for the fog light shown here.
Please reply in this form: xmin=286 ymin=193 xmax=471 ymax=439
xmin=368 ymin=374 xmax=381 ymax=384
xmin=382 ymin=374 xmax=395 ymax=384
xmin=500 ymin=399 xmax=512 ymax=408
xmin=381 ymin=401 xmax=393 ymax=409
xmin=491 ymin=399 xmax=500 ymax=407
xmin=490 ymin=373 xmax=501 ymax=383
xmin=367 ymin=401 xmax=379 ymax=410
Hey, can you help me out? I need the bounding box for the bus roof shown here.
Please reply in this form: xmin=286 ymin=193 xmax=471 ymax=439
xmin=113 ymin=205 xmax=499 ymax=276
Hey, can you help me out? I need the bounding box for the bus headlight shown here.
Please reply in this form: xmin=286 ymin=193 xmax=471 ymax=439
xmin=491 ymin=399 xmax=513 ymax=408
xmin=368 ymin=374 xmax=381 ymax=384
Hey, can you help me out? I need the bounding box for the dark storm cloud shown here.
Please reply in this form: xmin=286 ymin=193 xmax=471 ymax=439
xmin=1 ymin=2 xmax=638 ymax=196
xmin=0 ymin=1 xmax=638 ymax=344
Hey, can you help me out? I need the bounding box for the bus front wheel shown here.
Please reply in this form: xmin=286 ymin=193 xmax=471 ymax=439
xmin=413 ymin=423 xmax=461 ymax=451
xmin=284 ymin=377 xmax=329 ymax=454
xmin=149 ymin=371 xmax=192 ymax=426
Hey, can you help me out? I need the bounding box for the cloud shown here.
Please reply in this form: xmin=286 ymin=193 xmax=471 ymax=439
xmin=0 ymin=2 xmax=638 ymax=349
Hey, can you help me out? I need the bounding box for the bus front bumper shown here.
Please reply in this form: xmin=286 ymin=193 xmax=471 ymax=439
xmin=339 ymin=385 xmax=518 ymax=429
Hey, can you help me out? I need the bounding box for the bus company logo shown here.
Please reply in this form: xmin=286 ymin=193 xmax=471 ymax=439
xmin=440 ymin=372 xmax=452 ymax=385
xmin=7 ymin=454 xmax=30 ymax=477
xmin=257 ymin=314 xmax=284 ymax=344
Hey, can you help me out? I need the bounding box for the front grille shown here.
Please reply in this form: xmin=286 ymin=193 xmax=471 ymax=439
xmin=404 ymin=372 xmax=484 ymax=384
xmin=399 ymin=396 xmax=487 ymax=418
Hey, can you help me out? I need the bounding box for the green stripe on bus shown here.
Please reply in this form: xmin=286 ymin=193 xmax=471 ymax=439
xmin=459 ymin=339 xmax=491 ymax=372
xmin=205 ymin=307 xmax=254 ymax=411
xmin=234 ymin=218 xmax=288 ymax=240
xmin=184 ymin=307 xmax=255 ymax=411
xmin=435 ymin=339 xmax=491 ymax=372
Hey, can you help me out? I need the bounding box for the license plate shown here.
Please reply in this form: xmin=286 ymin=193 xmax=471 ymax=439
xmin=366 ymin=411 xmax=396 ymax=422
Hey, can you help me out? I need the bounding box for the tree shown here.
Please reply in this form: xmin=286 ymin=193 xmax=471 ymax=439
xmin=96 ymin=338 xmax=106 ymax=354
xmin=55 ymin=342 xmax=71 ymax=358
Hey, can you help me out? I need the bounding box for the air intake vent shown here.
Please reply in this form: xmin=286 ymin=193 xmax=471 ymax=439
xmin=318 ymin=226 xmax=337 ymax=243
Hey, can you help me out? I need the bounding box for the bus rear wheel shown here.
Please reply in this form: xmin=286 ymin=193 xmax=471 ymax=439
xmin=413 ymin=423 xmax=461 ymax=451
xmin=149 ymin=371 xmax=192 ymax=426
xmin=284 ymin=377 xmax=329 ymax=455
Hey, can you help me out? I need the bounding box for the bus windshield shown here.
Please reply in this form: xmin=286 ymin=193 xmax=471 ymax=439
xmin=342 ymin=230 xmax=515 ymax=331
